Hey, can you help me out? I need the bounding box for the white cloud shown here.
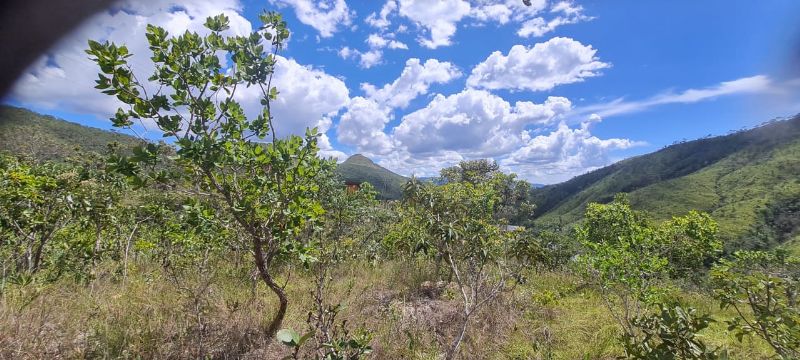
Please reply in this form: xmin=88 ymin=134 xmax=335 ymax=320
xmin=471 ymin=0 xmax=547 ymax=24
xmin=234 ymin=56 xmax=350 ymax=138
xmin=517 ymin=1 xmax=591 ymax=37
xmin=575 ymin=75 xmax=774 ymax=118
xmin=368 ymin=1 xmax=590 ymax=49
xmin=398 ymin=0 xmax=471 ymax=49
xmin=336 ymin=96 xmax=395 ymax=154
xmin=337 ymin=58 xmax=460 ymax=153
xmin=362 ymin=94 xmax=634 ymax=184
xmin=367 ymin=33 xmax=408 ymax=50
xmin=337 ymin=46 xmax=384 ymax=68
xmin=467 ymin=37 xmax=609 ymax=92
xmin=392 ymin=89 xmax=571 ymax=157
xmin=361 ymin=58 xmax=461 ymax=108
xmin=366 ymin=0 xmax=397 ymax=29
xmin=376 ymin=150 xmax=467 ymax=178
xmin=11 ymin=0 xmax=350 ymax=146
xmin=10 ymin=0 xmax=250 ymax=121
xmin=338 ymin=34 xmax=408 ymax=69
xmin=270 ymin=0 xmax=353 ymax=37
xmin=502 ymin=117 xmax=637 ymax=183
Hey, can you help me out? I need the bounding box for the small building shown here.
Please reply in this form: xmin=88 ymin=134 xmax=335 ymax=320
xmin=345 ymin=181 xmax=361 ymax=193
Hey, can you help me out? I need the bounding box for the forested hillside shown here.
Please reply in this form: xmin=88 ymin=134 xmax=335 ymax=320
xmin=0 ymin=106 xmax=409 ymax=200
xmin=531 ymin=116 xmax=800 ymax=249
xmin=0 ymin=105 xmax=141 ymax=159
xmin=335 ymin=154 xmax=408 ymax=200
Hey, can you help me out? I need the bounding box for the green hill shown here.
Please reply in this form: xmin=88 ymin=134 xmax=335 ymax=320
xmin=0 ymin=105 xmax=141 ymax=160
xmin=531 ymin=115 xmax=800 ymax=251
xmin=335 ymin=154 xmax=408 ymax=200
xmin=0 ymin=106 xmax=409 ymax=200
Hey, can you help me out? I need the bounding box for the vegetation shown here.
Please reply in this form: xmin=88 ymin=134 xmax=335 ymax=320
xmin=336 ymin=154 xmax=408 ymax=200
xmin=0 ymin=105 xmax=141 ymax=160
xmin=1 ymin=10 xmax=799 ymax=360
xmin=531 ymin=116 xmax=800 ymax=250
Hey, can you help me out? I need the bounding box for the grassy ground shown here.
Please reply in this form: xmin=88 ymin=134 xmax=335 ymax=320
xmin=0 ymin=259 xmax=776 ymax=359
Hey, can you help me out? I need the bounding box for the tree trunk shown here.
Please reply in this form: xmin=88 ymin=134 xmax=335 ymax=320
xmin=446 ymin=312 xmax=470 ymax=360
xmin=252 ymin=236 xmax=288 ymax=337
xmin=30 ymin=232 xmax=49 ymax=273
xmin=93 ymin=222 xmax=102 ymax=267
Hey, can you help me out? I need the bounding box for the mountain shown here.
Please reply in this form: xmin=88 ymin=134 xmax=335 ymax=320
xmin=530 ymin=115 xmax=800 ymax=251
xmin=0 ymin=105 xmax=141 ymax=160
xmin=335 ymin=154 xmax=408 ymax=200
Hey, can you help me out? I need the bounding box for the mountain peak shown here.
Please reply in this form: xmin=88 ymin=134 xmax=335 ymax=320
xmin=343 ymin=153 xmax=376 ymax=166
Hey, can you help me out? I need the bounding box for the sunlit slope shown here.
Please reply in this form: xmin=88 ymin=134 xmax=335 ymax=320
xmin=0 ymin=105 xmax=141 ymax=160
xmin=532 ymin=116 xmax=800 ymax=247
xmin=335 ymin=154 xmax=408 ymax=200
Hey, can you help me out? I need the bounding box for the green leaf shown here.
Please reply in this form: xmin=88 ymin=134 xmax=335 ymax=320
xmin=276 ymin=328 xmax=299 ymax=346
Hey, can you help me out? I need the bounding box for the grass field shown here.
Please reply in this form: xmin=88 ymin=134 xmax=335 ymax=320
xmin=0 ymin=258 xmax=776 ymax=359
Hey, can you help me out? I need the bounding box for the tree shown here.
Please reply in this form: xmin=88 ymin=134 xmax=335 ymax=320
xmin=439 ymin=159 xmax=534 ymax=224
xmin=394 ymin=177 xmax=530 ymax=359
xmin=576 ymin=194 xmax=722 ymax=354
xmin=0 ymin=156 xmax=78 ymax=278
xmin=711 ymin=250 xmax=799 ymax=359
xmin=439 ymin=159 xmax=500 ymax=185
xmin=87 ymin=12 xmax=330 ymax=336
xmin=621 ymin=305 xmax=720 ymax=360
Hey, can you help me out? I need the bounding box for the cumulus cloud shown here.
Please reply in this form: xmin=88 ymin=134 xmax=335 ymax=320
xmin=234 ymin=56 xmax=350 ymax=138
xmin=10 ymin=0 xmax=350 ymax=150
xmin=11 ymin=0 xmax=250 ymax=120
xmin=467 ymin=37 xmax=609 ymax=92
xmin=517 ymin=1 xmax=591 ymax=37
xmin=337 ymin=58 xmax=460 ymax=153
xmin=338 ymin=46 xmax=384 ymax=68
xmin=502 ymin=117 xmax=637 ymax=183
xmin=374 ymin=0 xmax=590 ymax=49
xmin=361 ymin=58 xmax=461 ymax=108
xmin=503 ymin=115 xmax=637 ymax=173
xmin=365 ymin=0 xmax=397 ymax=29
xmin=392 ymin=89 xmax=571 ymax=157
xmin=269 ymin=0 xmax=353 ymax=37
xmin=574 ymin=75 xmax=774 ymax=119
xmin=338 ymin=33 xmax=408 ymax=69
xmin=398 ymin=0 xmax=471 ymax=48
xmin=367 ymin=33 xmax=408 ymax=50
xmin=336 ymin=97 xmax=395 ymax=154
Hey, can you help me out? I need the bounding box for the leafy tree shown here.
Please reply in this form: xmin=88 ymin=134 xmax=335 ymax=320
xmin=439 ymin=159 xmax=500 ymax=185
xmin=711 ymin=250 xmax=799 ymax=359
xmin=0 ymin=156 xmax=78 ymax=278
xmin=621 ymin=305 xmax=721 ymax=360
xmin=439 ymin=159 xmax=534 ymax=224
xmin=577 ymin=194 xmax=721 ymax=346
xmin=70 ymin=150 xmax=126 ymax=268
xmin=87 ymin=12 xmax=330 ymax=336
xmin=395 ymin=177 xmax=531 ymax=359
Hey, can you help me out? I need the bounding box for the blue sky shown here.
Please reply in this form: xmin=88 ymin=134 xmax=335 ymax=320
xmin=6 ymin=0 xmax=800 ymax=183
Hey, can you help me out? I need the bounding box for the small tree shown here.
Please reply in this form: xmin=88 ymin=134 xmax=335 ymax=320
xmin=276 ymin=173 xmax=378 ymax=359
xmin=711 ymin=250 xmax=799 ymax=359
xmin=621 ymin=305 xmax=720 ymax=360
xmin=87 ymin=12 xmax=329 ymax=336
xmin=0 ymin=156 xmax=78 ymax=279
xmin=395 ymin=177 xmax=530 ymax=359
xmin=576 ymin=194 xmax=722 ymax=356
xmin=438 ymin=159 xmax=534 ymax=224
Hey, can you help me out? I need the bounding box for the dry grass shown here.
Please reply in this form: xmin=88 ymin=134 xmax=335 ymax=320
xmin=0 ymin=259 xmax=778 ymax=359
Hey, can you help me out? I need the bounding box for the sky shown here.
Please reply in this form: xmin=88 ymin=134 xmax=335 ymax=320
xmin=5 ymin=0 xmax=800 ymax=184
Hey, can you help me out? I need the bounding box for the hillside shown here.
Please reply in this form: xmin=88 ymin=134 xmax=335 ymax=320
xmin=335 ymin=154 xmax=408 ymax=200
xmin=531 ymin=115 xmax=800 ymax=250
xmin=0 ymin=105 xmax=141 ymax=160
